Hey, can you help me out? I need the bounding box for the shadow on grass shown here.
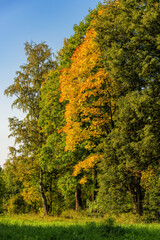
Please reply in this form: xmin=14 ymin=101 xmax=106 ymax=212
xmin=0 ymin=220 xmax=160 ymax=240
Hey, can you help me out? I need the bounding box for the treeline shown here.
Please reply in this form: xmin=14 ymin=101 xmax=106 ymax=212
xmin=0 ymin=0 xmax=160 ymax=220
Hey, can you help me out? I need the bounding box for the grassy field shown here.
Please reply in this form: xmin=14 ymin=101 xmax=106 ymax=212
xmin=0 ymin=215 xmax=160 ymax=240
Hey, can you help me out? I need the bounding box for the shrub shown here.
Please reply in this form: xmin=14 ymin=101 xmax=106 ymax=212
xmin=8 ymin=195 xmax=26 ymax=214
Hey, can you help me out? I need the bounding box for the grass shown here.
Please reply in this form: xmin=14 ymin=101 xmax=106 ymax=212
xmin=0 ymin=214 xmax=160 ymax=240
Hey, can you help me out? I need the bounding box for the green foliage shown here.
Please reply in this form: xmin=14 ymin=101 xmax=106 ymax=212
xmin=57 ymin=173 xmax=77 ymax=208
xmin=38 ymin=68 xmax=67 ymax=172
xmin=38 ymin=67 xmax=78 ymax=212
xmin=7 ymin=195 xmax=26 ymax=214
xmin=143 ymin=169 xmax=160 ymax=221
xmin=4 ymin=42 xmax=57 ymax=215
xmin=97 ymin=91 xmax=159 ymax=215
xmin=3 ymin=0 xmax=160 ymax=219
xmin=3 ymin=160 xmax=23 ymax=211
xmin=57 ymin=9 xmax=98 ymax=68
xmin=96 ymin=164 xmax=132 ymax=214
xmin=94 ymin=0 xmax=160 ymax=217
xmin=0 ymin=167 xmax=5 ymax=213
xmin=95 ymin=0 xmax=160 ymax=94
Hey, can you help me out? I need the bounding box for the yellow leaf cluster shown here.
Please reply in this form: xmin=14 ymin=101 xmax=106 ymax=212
xmin=79 ymin=175 xmax=87 ymax=184
xmin=73 ymin=154 xmax=103 ymax=177
xmin=21 ymin=181 xmax=41 ymax=204
xmin=141 ymin=168 xmax=155 ymax=187
xmin=60 ymin=27 xmax=115 ymax=152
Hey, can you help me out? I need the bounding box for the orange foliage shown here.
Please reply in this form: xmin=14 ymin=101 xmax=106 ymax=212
xmin=60 ymin=27 xmax=115 ymax=152
xmin=60 ymin=24 xmax=115 ymax=180
xmin=79 ymin=175 xmax=88 ymax=184
xmin=73 ymin=154 xmax=103 ymax=176
xmin=141 ymin=168 xmax=155 ymax=188
xmin=21 ymin=180 xmax=41 ymax=205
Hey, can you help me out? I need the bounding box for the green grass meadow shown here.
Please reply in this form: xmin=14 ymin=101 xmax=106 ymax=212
xmin=0 ymin=215 xmax=160 ymax=240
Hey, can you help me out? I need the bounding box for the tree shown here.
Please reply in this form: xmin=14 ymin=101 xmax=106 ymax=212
xmin=3 ymin=156 xmax=39 ymax=214
xmin=5 ymin=42 xmax=57 ymax=215
xmin=95 ymin=0 xmax=160 ymax=94
xmin=142 ymin=167 xmax=160 ymax=220
xmin=54 ymin=9 xmax=104 ymax=209
xmin=98 ymin=91 xmax=159 ymax=216
xmin=59 ymin=20 xmax=116 ymax=206
xmin=37 ymin=11 xmax=101 ymax=212
xmin=38 ymin=68 xmax=74 ymax=213
xmin=94 ymin=0 xmax=160 ymax=216
xmin=57 ymin=7 xmax=100 ymax=68
xmin=0 ymin=167 xmax=5 ymax=213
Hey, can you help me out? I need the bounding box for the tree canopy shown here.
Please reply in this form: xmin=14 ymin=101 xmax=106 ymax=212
xmin=3 ymin=1 xmax=160 ymax=219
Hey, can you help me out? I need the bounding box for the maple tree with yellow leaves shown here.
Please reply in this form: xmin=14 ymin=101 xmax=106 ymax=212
xmin=60 ymin=26 xmax=115 ymax=181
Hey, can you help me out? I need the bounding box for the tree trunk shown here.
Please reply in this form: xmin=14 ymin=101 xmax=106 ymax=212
xmin=91 ymin=168 xmax=96 ymax=202
xmin=39 ymin=169 xmax=48 ymax=216
xmin=131 ymin=184 xmax=143 ymax=216
xmin=75 ymin=186 xmax=82 ymax=211
xmin=128 ymin=173 xmax=143 ymax=216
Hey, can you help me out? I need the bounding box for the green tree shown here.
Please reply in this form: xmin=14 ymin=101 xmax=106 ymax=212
xmin=98 ymin=91 xmax=159 ymax=216
xmin=143 ymin=168 xmax=160 ymax=221
xmin=51 ymin=10 xmax=101 ymax=211
xmin=58 ymin=5 xmax=115 ymax=209
xmin=38 ymin=68 xmax=72 ymax=213
xmin=5 ymin=42 xmax=57 ymax=215
xmin=94 ymin=0 xmax=160 ymax=216
xmin=39 ymin=68 xmax=85 ymax=212
xmin=0 ymin=166 xmax=5 ymax=213
xmin=95 ymin=0 xmax=160 ymax=93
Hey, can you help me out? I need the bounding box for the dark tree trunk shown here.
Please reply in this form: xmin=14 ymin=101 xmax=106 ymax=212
xmin=39 ymin=169 xmax=48 ymax=216
xmin=128 ymin=172 xmax=143 ymax=216
xmin=91 ymin=192 xmax=95 ymax=202
xmin=75 ymin=186 xmax=82 ymax=211
xmin=131 ymin=184 xmax=143 ymax=216
xmin=91 ymin=168 xmax=96 ymax=202
xmin=48 ymin=174 xmax=53 ymax=214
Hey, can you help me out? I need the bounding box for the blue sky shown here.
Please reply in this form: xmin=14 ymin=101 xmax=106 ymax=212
xmin=0 ymin=0 xmax=102 ymax=167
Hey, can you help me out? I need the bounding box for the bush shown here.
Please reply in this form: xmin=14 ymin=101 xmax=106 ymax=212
xmin=8 ymin=195 xmax=26 ymax=214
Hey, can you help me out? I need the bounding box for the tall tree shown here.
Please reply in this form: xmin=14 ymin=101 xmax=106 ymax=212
xmin=94 ymin=0 xmax=160 ymax=94
xmin=57 ymin=7 xmax=100 ymax=68
xmin=5 ymin=42 xmax=57 ymax=215
xmin=95 ymin=0 xmax=160 ymax=215
xmin=38 ymin=68 xmax=74 ymax=213
xmin=37 ymin=11 xmax=100 ymax=211
xmin=59 ymin=23 xmax=116 ymax=199
xmin=53 ymin=9 xmax=103 ymax=209
xmin=0 ymin=167 xmax=5 ymax=213
xmin=98 ymin=91 xmax=159 ymax=216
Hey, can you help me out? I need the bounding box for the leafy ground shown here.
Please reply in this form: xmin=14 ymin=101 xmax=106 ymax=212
xmin=0 ymin=215 xmax=160 ymax=240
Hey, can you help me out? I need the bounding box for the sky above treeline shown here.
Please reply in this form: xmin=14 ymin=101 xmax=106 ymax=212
xmin=0 ymin=0 xmax=102 ymax=167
